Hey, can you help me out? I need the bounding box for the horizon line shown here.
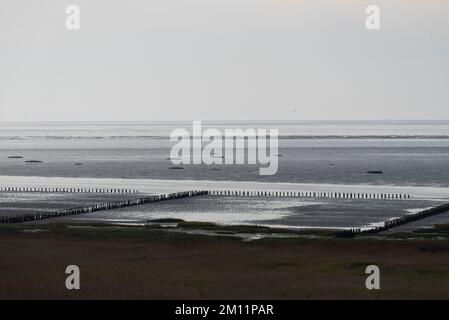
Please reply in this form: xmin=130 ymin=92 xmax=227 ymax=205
xmin=1 ymin=119 xmax=449 ymax=124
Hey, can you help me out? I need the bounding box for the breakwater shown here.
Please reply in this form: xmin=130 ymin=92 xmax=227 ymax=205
xmin=0 ymin=190 xmax=207 ymax=223
xmin=1 ymin=187 xmax=412 ymax=200
xmin=209 ymin=190 xmax=411 ymax=200
xmin=337 ymin=202 xmax=449 ymax=237
xmin=0 ymin=186 xmax=139 ymax=194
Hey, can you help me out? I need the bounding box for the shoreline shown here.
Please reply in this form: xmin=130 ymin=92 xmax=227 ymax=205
xmin=1 ymin=187 xmax=448 ymax=232
xmin=1 ymin=175 xmax=449 ymax=199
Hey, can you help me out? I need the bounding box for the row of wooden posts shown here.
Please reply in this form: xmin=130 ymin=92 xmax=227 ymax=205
xmin=0 ymin=187 xmax=139 ymax=194
xmin=209 ymin=190 xmax=411 ymax=200
xmin=0 ymin=190 xmax=207 ymax=224
xmin=0 ymin=187 xmax=412 ymax=200
xmin=337 ymin=202 xmax=449 ymax=237
xmin=366 ymin=201 xmax=449 ymax=234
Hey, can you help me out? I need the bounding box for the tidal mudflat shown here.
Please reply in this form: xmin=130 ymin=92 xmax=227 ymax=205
xmin=0 ymin=192 xmax=144 ymax=219
xmin=53 ymin=195 xmax=443 ymax=231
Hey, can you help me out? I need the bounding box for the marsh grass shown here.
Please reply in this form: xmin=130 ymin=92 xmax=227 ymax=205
xmin=1 ymin=222 xmax=449 ymax=299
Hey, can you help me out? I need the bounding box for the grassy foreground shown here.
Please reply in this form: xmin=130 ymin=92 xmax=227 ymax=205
xmin=0 ymin=222 xmax=448 ymax=299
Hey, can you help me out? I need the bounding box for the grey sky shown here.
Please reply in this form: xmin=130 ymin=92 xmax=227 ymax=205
xmin=0 ymin=0 xmax=448 ymax=121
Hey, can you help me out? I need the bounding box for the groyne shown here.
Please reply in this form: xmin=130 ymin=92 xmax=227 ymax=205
xmin=0 ymin=190 xmax=207 ymax=223
xmin=1 ymin=187 xmax=412 ymax=200
xmin=209 ymin=190 xmax=411 ymax=200
xmin=0 ymin=186 xmax=139 ymax=194
xmin=337 ymin=202 xmax=449 ymax=237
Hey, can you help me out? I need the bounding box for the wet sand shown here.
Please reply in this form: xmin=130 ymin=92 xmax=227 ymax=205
xmin=0 ymin=192 xmax=145 ymax=218
xmin=53 ymin=195 xmax=443 ymax=230
xmin=1 ymin=191 xmax=445 ymax=230
xmin=2 ymin=175 xmax=449 ymax=199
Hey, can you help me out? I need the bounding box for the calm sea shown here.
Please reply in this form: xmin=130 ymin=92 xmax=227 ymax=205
xmin=1 ymin=120 xmax=449 ymax=186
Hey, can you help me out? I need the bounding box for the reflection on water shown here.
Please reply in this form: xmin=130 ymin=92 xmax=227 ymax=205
xmin=57 ymin=196 xmax=443 ymax=230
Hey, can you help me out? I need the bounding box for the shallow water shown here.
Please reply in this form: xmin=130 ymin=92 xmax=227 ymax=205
xmin=2 ymin=146 xmax=449 ymax=187
xmin=2 ymin=121 xmax=449 ymax=186
xmin=54 ymin=196 xmax=442 ymax=230
xmin=2 ymin=121 xmax=449 ymax=229
xmin=0 ymin=192 xmax=143 ymax=217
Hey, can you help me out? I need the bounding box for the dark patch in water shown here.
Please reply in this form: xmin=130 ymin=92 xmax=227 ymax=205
xmin=169 ymin=166 xmax=184 ymax=170
xmin=366 ymin=171 xmax=383 ymax=174
xmin=147 ymin=218 xmax=184 ymax=223
xmin=25 ymin=160 xmax=43 ymax=163
xmin=8 ymin=156 xmax=23 ymax=159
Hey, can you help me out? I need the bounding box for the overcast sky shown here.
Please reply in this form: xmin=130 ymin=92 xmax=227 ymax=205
xmin=0 ymin=0 xmax=448 ymax=122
